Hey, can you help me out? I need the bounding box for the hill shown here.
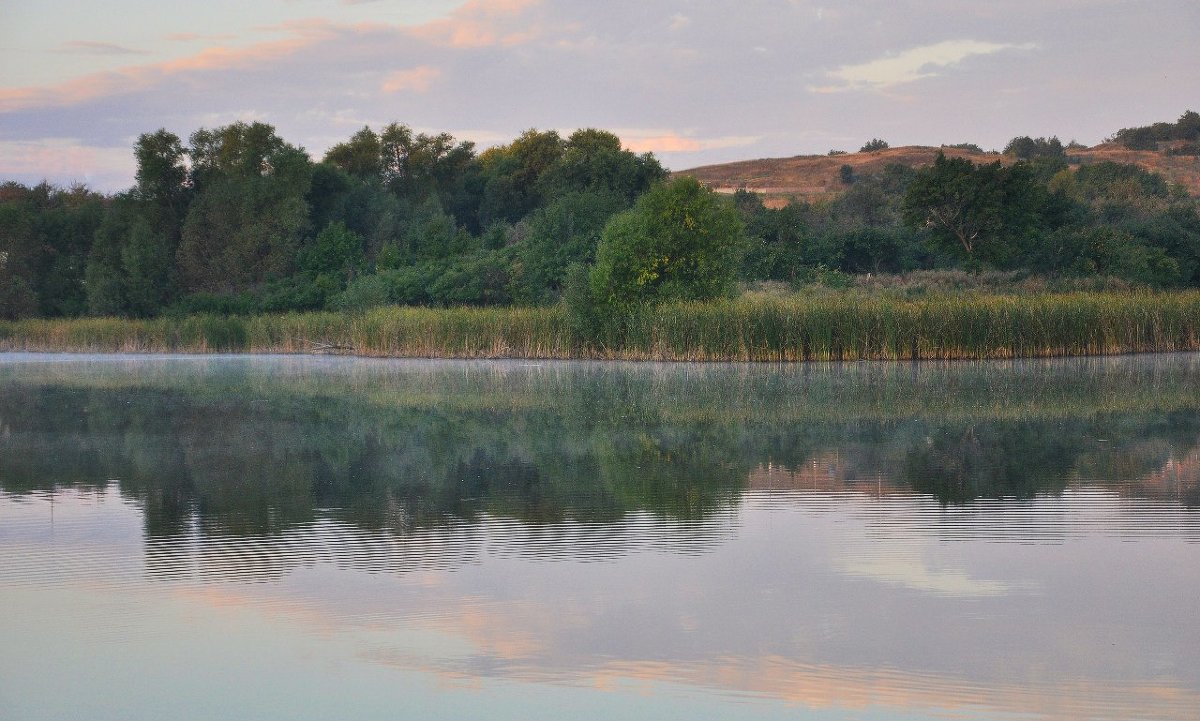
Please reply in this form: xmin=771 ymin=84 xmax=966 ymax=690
xmin=679 ymin=143 xmax=1200 ymax=207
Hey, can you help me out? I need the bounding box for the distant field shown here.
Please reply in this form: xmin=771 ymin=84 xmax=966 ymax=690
xmin=679 ymin=143 xmax=1200 ymax=207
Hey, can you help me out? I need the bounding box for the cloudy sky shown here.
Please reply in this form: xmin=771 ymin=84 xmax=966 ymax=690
xmin=2 ymin=0 xmax=1197 ymax=191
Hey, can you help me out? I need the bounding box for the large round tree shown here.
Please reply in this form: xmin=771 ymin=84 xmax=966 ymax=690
xmin=589 ymin=176 xmax=744 ymax=309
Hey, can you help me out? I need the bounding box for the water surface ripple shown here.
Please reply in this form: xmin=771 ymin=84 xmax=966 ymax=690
xmin=2 ymin=353 xmax=1198 ymax=721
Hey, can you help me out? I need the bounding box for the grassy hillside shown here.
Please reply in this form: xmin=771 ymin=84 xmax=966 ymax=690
xmin=680 ymin=143 xmax=1200 ymax=207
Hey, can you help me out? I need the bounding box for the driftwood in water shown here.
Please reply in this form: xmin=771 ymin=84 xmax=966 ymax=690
xmin=294 ymin=338 xmax=355 ymax=353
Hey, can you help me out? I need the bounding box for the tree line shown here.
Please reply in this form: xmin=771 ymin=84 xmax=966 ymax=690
xmin=1113 ymin=110 xmax=1200 ymax=153
xmin=2 ymin=117 xmax=1200 ymax=322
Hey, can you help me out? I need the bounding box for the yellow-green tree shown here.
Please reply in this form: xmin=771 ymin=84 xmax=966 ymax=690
xmin=589 ymin=177 xmax=744 ymax=309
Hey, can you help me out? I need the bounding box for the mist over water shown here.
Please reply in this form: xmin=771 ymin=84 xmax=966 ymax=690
xmin=2 ymin=353 xmax=1198 ymax=720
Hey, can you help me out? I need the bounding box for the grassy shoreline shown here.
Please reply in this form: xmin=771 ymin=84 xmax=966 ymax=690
xmin=2 ymin=291 xmax=1200 ymax=362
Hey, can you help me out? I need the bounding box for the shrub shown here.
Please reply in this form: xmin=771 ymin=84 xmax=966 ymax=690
xmin=588 ymin=177 xmax=744 ymax=311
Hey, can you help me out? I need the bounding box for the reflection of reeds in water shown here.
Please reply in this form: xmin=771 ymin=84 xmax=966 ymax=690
xmin=5 ymin=351 xmax=1200 ymax=426
xmin=3 ymin=291 xmax=1200 ymax=360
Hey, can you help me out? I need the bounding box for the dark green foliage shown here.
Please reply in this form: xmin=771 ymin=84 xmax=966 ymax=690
xmin=1114 ymin=110 xmax=1200 ymax=150
xmin=427 ymin=251 xmax=514 ymax=306
xmin=176 ymin=122 xmax=314 ymax=295
xmin=860 ymin=138 xmax=889 ymax=152
xmin=121 ymin=220 xmax=176 ymax=317
xmin=328 ymin=273 xmax=391 ymax=312
xmin=542 ymin=129 xmax=667 ymax=201
xmin=902 ymin=153 xmax=1048 ymax=267
xmin=737 ymin=192 xmax=814 ymax=281
xmin=7 ymin=116 xmax=1200 ymax=325
xmin=0 ymin=186 xmax=42 ymax=319
xmin=323 ymin=126 xmax=383 ymax=180
xmin=1034 ymin=226 xmax=1181 ymax=287
xmin=943 ymin=143 xmax=984 ymax=153
xmin=1004 ymin=135 xmax=1065 ymax=160
xmin=177 ymin=177 xmax=311 ymax=292
xmin=1 ymin=182 xmax=104 ymax=318
xmin=1072 ymin=161 xmax=1171 ymax=205
xmin=478 ymin=129 xmax=565 ymax=225
xmin=299 ymin=222 xmax=364 ymax=282
xmin=512 ymin=190 xmax=629 ymax=304
xmin=562 ymin=262 xmax=602 ymax=341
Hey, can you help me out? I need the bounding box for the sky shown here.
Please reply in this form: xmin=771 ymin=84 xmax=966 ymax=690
xmin=1 ymin=0 xmax=1197 ymax=191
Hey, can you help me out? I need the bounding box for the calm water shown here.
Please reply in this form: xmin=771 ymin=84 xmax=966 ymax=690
xmin=2 ymin=353 xmax=1199 ymax=721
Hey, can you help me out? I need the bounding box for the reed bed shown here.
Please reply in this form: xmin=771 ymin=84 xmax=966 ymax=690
xmin=2 ymin=291 xmax=1199 ymax=361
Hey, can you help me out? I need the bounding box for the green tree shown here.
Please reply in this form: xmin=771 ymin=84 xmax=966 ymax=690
xmin=177 ymin=178 xmax=310 ymax=293
xmin=902 ymin=153 xmax=1043 ymax=266
xmin=512 ymin=190 xmax=628 ymax=304
xmin=478 ymin=129 xmax=565 ymax=224
xmin=589 ymin=177 xmax=744 ymax=309
xmin=0 ymin=187 xmax=40 ymax=319
xmin=134 ymin=129 xmax=188 ymax=217
xmin=323 ymin=127 xmax=383 ymax=181
xmin=177 ymin=123 xmax=313 ymax=294
xmin=299 ymin=221 xmax=365 ymax=284
xmin=542 ymin=129 xmax=667 ymax=202
xmin=121 ymin=220 xmax=176 ymax=317
xmin=1003 ymin=136 xmax=1064 ymax=160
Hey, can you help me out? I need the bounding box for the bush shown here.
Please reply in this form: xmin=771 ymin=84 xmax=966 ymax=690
xmin=860 ymin=139 xmax=889 ymax=152
xmin=328 ymin=274 xmax=391 ymax=312
xmin=1004 ymin=136 xmax=1065 ymax=160
xmin=588 ymin=177 xmax=744 ymax=311
xmin=942 ymin=143 xmax=983 ymax=153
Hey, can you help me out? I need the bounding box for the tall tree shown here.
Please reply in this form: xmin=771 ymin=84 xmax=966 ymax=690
xmin=176 ymin=122 xmax=313 ymax=293
xmin=902 ymin=153 xmax=1044 ymax=266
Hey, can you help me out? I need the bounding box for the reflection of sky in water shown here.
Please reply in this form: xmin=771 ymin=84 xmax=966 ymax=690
xmin=3 ymin=485 xmax=1198 ymax=721
xmin=2 ymin=353 xmax=1200 ymax=720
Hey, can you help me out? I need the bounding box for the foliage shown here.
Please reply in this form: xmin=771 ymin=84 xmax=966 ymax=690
xmin=901 ymin=153 xmax=1047 ymax=266
xmin=1004 ymin=135 xmax=1065 ymax=160
xmin=943 ymin=143 xmax=984 ymax=153
xmin=588 ymin=177 xmax=744 ymax=311
xmin=7 ymin=291 xmax=1200 ymax=362
xmin=1113 ymin=110 xmax=1200 ymax=150
xmin=299 ymin=221 xmax=365 ymax=283
xmin=860 ymin=138 xmax=889 ymax=152
xmin=4 ymin=116 xmax=1200 ymax=325
xmin=512 ymin=190 xmax=629 ymax=304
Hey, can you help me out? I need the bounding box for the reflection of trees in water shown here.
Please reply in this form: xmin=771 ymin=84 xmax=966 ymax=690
xmin=141 ymin=509 xmax=740 ymax=583
xmin=1 ymin=356 xmax=1199 ymax=543
xmin=748 ymin=416 xmax=1200 ymax=507
xmin=0 ymin=382 xmax=750 ymax=538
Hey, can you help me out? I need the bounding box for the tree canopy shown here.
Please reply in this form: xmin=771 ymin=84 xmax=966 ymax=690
xmin=3 ymin=114 xmax=1200 ymax=322
xmin=589 ymin=176 xmax=744 ymax=309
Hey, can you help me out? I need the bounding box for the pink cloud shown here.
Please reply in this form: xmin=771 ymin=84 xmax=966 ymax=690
xmin=622 ymin=132 xmax=761 ymax=154
xmin=56 ymin=40 xmax=148 ymax=56
xmin=165 ymin=32 xmax=240 ymax=43
xmin=0 ymin=139 xmax=135 ymax=190
xmin=0 ymin=32 xmax=326 ymax=113
xmin=0 ymin=3 xmax=548 ymax=114
xmin=412 ymin=0 xmax=544 ymax=48
xmin=380 ymin=66 xmax=443 ymax=93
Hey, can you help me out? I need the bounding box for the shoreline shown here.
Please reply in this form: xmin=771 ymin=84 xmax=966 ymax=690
xmin=3 ymin=291 xmax=1200 ymax=362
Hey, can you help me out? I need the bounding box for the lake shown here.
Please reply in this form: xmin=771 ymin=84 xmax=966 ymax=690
xmin=1 ymin=352 xmax=1198 ymax=721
